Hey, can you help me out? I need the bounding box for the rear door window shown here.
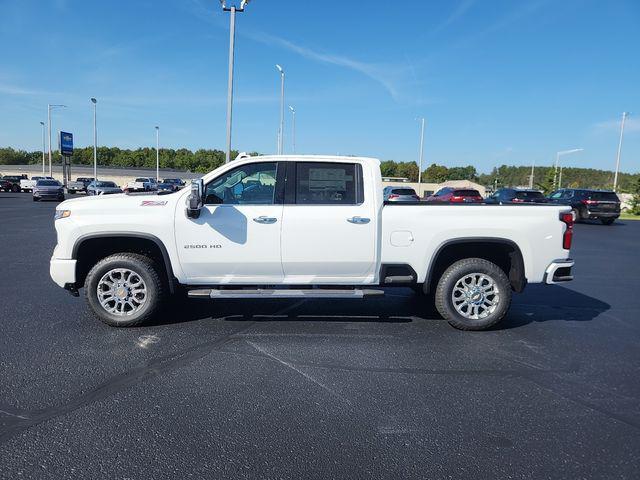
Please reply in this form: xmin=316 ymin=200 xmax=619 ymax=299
xmin=295 ymin=162 xmax=362 ymax=205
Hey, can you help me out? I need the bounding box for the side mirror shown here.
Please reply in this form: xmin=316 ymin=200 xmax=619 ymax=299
xmin=186 ymin=179 xmax=204 ymax=219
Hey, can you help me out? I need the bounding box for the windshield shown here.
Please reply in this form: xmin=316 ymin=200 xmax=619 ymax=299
xmin=135 ymin=178 xmax=150 ymax=182
xmin=391 ymin=188 xmax=417 ymax=195
xmin=37 ymin=180 xmax=60 ymax=186
xmin=515 ymin=191 xmax=544 ymax=199
xmin=590 ymin=191 xmax=619 ymax=201
xmin=454 ymin=189 xmax=481 ymax=196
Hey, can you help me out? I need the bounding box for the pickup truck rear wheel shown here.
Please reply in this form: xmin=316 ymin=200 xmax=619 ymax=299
xmin=84 ymin=253 xmax=164 ymax=327
xmin=435 ymin=258 xmax=511 ymax=331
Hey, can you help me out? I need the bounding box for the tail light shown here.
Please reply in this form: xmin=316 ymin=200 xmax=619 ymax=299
xmin=389 ymin=194 xmax=399 ymax=199
xmin=582 ymin=199 xmax=598 ymax=205
xmin=450 ymin=196 xmax=464 ymax=202
xmin=560 ymin=211 xmax=574 ymax=250
xmin=512 ymin=198 xmax=524 ymax=203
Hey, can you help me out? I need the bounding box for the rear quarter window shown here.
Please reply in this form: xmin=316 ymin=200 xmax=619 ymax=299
xmin=454 ymin=190 xmax=481 ymax=196
xmin=590 ymin=192 xmax=619 ymax=201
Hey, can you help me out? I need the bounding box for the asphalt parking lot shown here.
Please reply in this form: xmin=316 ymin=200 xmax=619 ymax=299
xmin=1 ymin=192 xmax=639 ymax=479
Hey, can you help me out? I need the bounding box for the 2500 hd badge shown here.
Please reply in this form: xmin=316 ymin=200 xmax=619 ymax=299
xmin=184 ymin=244 xmax=222 ymax=249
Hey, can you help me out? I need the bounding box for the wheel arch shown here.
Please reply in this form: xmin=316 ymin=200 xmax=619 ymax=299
xmin=72 ymin=233 xmax=176 ymax=293
xmin=423 ymin=238 xmax=526 ymax=294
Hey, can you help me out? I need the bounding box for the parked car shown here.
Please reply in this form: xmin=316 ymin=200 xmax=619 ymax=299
xmin=50 ymin=155 xmax=575 ymax=331
xmin=486 ymin=188 xmax=548 ymax=204
xmin=20 ymin=176 xmax=54 ymax=192
xmin=1 ymin=178 xmax=14 ymax=192
xmin=33 ymin=179 xmax=64 ymax=202
xmin=87 ymin=181 xmax=123 ymax=196
xmin=158 ymin=178 xmax=185 ymax=192
xmin=383 ymin=186 xmax=421 ymax=202
xmin=1 ymin=175 xmax=27 ymax=193
xmin=126 ymin=177 xmax=157 ymax=192
xmin=67 ymin=177 xmax=95 ymax=194
xmin=547 ymin=188 xmax=621 ymax=225
xmin=425 ymin=187 xmax=484 ymax=203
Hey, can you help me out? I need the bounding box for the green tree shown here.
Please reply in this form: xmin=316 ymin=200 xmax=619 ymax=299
xmin=423 ymin=163 xmax=449 ymax=183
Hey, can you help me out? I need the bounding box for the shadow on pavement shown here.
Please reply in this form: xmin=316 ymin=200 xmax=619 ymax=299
xmin=150 ymin=284 xmax=609 ymax=330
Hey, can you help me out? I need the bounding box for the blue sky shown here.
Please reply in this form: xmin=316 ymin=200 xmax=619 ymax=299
xmin=0 ymin=0 xmax=638 ymax=173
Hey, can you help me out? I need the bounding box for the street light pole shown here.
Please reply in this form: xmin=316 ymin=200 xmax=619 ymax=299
xmin=553 ymin=148 xmax=583 ymax=190
xmin=289 ymin=106 xmax=296 ymax=153
xmin=221 ymin=1 xmax=250 ymax=163
xmin=417 ymin=117 xmax=425 ymax=199
xmin=276 ymin=64 xmax=285 ymax=155
xmin=39 ymin=122 xmax=46 ymax=175
xmin=529 ymin=160 xmax=535 ymax=189
xmin=47 ymin=104 xmax=66 ymax=177
xmin=155 ymin=126 xmax=160 ymax=181
xmin=613 ymin=112 xmax=629 ymax=192
xmin=91 ymin=98 xmax=98 ymax=180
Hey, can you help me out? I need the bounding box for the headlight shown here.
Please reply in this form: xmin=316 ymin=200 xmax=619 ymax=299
xmin=54 ymin=209 xmax=71 ymax=220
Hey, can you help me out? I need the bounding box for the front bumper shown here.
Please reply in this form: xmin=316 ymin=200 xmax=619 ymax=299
xmin=544 ymin=259 xmax=574 ymax=284
xmin=50 ymin=258 xmax=77 ymax=288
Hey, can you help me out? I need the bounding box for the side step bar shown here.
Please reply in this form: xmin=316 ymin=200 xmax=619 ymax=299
xmin=188 ymin=288 xmax=385 ymax=299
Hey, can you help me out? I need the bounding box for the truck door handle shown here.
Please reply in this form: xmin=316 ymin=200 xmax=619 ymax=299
xmin=253 ymin=216 xmax=277 ymax=224
xmin=347 ymin=216 xmax=370 ymax=224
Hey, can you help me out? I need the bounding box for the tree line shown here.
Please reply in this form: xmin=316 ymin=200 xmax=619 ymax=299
xmin=1 ymin=146 xmax=637 ymax=192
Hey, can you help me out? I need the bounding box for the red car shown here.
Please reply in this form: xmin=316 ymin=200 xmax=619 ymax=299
xmin=425 ymin=187 xmax=483 ymax=203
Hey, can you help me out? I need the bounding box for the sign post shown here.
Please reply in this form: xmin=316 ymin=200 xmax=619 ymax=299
xmin=59 ymin=132 xmax=73 ymax=189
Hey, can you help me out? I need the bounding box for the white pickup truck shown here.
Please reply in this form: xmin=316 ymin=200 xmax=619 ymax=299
xmin=126 ymin=177 xmax=157 ymax=192
xmin=50 ymin=155 xmax=575 ymax=330
xmin=20 ymin=176 xmax=53 ymax=192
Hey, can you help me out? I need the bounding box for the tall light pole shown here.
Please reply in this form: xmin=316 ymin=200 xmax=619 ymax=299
xmin=289 ymin=105 xmax=296 ymax=154
xmin=276 ymin=64 xmax=285 ymax=155
xmin=91 ymin=98 xmax=98 ymax=180
xmin=155 ymin=126 xmax=160 ymax=181
xmin=613 ymin=112 xmax=629 ymax=192
xmin=529 ymin=160 xmax=535 ymax=189
xmin=47 ymin=104 xmax=66 ymax=177
xmin=554 ymin=148 xmax=583 ymax=190
xmin=221 ymin=1 xmax=251 ymax=163
xmin=417 ymin=117 xmax=425 ymax=198
xmin=39 ymin=122 xmax=46 ymax=175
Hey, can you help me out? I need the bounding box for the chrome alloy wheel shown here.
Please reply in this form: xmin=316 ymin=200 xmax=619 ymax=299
xmin=451 ymin=273 xmax=500 ymax=320
xmin=96 ymin=268 xmax=147 ymax=316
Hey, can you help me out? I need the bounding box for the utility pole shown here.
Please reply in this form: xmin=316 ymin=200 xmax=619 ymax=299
xmin=221 ymin=0 xmax=251 ymax=163
xmin=276 ymin=64 xmax=285 ymax=155
xmin=417 ymin=117 xmax=425 ymax=199
xmin=91 ymin=98 xmax=98 ymax=180
xmin=613 ymin=112 xmax=629 ymax=192
xmin=40 ymin=122 xmax=46 ymax=175
xmin=47 ymin=104 xmax=66 ymax=177
xmin=155 ymin=126 xmax=160 ymax=181
xmin=289 ymin=106 xmax=296 ymax=153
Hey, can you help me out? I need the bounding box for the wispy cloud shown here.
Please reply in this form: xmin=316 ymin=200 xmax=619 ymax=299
xmin=593 ymin=116 xmax=640 ymax=134
xmin=185 ymin=0 xmax=411 ymax=102
xmin=432 ymin=0 xmax=476 ymax=34
xmin=0 ymin=83 xmax=51 ymax=96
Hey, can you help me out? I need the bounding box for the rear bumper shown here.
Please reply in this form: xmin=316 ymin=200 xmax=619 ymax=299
xmin=50 ymin=258 xmax=77 ymax=288
xmin=544 ymin=259 xmax=574 ymax=284
xmin=586 ymin=210 xmax=619 ymax=219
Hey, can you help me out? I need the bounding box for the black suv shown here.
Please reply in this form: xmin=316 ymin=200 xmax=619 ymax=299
xmin=548 ymin=189 xmax=620 ymax=225
xmin=486 ymin=188 xmax=548 ymax=204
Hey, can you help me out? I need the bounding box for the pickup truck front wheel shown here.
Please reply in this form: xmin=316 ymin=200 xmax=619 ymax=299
xmin=435 ymin=258 xmax=512 ymax=331
xmin=84 ymin=253 xmax=164 ymax=327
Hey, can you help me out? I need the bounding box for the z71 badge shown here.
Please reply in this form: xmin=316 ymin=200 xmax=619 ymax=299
xmin=140 ymin=200 xmax=168 ymax=206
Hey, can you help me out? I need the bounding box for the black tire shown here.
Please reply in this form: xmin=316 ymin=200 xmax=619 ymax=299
xmin=601 ymin=217 xmax=616 ymax=225
xmin=434 ymin=258 xmax=512 ymax=331
xmin=32 ymin=196 xmax=39 ymax=202
xmin=84 ymin=253 xmax=165 ymax=327
xmin=11 ymin=184 xmax=19 ymax=193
